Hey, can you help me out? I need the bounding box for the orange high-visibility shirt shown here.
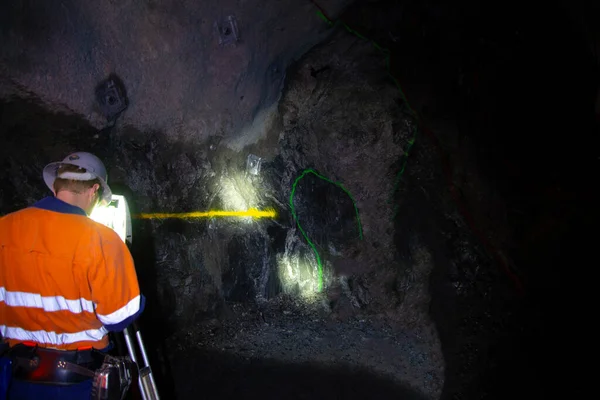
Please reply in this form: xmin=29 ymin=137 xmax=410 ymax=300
xmin=0 ymin=197 xmax=143 ymax=350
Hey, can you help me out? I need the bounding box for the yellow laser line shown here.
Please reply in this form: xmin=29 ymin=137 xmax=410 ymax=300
xmin=135 ymin=208 xmax=277 ymax=220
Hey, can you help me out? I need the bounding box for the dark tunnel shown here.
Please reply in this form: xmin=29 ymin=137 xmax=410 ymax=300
xmin=1 ymin=0 xmax=598 ymax=399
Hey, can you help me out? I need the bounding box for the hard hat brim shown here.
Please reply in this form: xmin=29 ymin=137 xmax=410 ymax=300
xmin=43 ymin=161 xmax=113 ymax=207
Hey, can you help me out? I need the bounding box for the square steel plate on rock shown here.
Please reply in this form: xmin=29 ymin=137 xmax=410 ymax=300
xmin=246 ymin=154 xmax=262 ymax=176
xmin=95 ymin=76 xmax=128 ymax=122
xmin=215 ymin=15 xmax=239 ymax=45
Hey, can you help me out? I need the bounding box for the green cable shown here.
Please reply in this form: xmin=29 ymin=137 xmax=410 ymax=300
xmin=310 ymin=4 xmax=526 ymax=295
xmin=289 ymin=169 xmax=363 ymax=291
xmin=312 ymin=7 xmax=420 ymax=219
xmin=288 ymin=7 xmax=421 ymax=292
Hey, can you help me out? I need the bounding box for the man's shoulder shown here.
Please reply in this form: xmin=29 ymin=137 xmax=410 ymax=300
xmin=1 ymin=206 xmax=34 ymax=218
xmin=1 ymin=205 xmax=122 ymax=243
xmin=0 ymin=206 xmax=44 ymax=225
xmin=0 ymin=209 xmax=19 ymax=230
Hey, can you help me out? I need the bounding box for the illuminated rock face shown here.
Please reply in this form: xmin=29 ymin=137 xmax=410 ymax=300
xmin=0 ymin=0 xmax=414 ymax=325
xmin=0 ymin=33 xmax=442 ymax=397
xmin=5 ymin=0 xmax=581 ymax=398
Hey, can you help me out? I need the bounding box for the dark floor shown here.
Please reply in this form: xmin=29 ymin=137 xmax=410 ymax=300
xmin=170 ymin=348 xmax=428 ymax=400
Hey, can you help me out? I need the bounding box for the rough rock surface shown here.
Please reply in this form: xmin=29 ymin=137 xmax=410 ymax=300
xmin=0 ymin=1 xmax=554 ymax=399
xmin=1 ymin=26 xmax=450 ymax=398
xmin=169 ymin=300 xmax=440 ymax=399
xmin=159 ymin=30 xmax=449 ymax=398
xmin=0 ymin=0 xmax=350 ymax=140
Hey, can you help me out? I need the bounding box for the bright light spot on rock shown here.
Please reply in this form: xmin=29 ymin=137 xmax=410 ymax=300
xmin=130 ymin=170 xmax=277 ymax=221
xmin=136 ymin=208 xmax=276 ymax=220
xmin=277 ymin=251 xmax=328 ymax=302
xmin=219 ymin=172 xmax=261 ymax=223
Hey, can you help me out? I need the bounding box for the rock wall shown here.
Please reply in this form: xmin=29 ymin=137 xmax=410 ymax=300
xmin=0 ymin=0 xmax=351 ymax=140
xmin=0 ymin=24 xmax=448 ymax=397
xmin=1 ymin=1 xmax=536 ymax=398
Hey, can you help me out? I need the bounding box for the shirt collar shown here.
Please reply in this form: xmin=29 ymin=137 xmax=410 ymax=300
xmin=32 ymin=196 xmax=88 ymax=216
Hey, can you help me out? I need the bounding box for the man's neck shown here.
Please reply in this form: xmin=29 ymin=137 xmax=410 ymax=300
xmin=55 ymin=192 xmax=89 ymax=215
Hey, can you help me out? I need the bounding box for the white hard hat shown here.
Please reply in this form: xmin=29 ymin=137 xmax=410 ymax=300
xmin=43 ymin=152 xmax=113 ymax=206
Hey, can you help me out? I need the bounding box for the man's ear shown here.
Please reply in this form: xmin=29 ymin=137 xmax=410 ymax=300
xmin=89 ymin=184 xmax=100 ymax=199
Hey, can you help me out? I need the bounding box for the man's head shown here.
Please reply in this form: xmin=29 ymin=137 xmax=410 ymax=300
xmin=43 ymin=152 xmax=113 ymax=215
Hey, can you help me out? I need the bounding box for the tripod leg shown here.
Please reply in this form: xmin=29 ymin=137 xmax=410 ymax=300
xmin=134 ymin=329 xmax=160 ymax=400
xmin=124 ymin=327 xmax=148 ymax=400
xmin=135 ymin=330 xmax=159 ymax=397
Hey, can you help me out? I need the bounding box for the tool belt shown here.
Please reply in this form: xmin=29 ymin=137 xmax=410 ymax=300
xmin=7 ymin=343 xmax=135 ymax=399
xmin=9 ymin=343 xmax=106 ymax=385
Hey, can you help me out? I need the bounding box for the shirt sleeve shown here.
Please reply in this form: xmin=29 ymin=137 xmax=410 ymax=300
xmin=88 ymin=227 xmax=145 ymax=332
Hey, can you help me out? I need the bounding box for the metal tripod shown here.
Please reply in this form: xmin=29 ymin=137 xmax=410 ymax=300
xmin=122 ymin=322 xmax=160 ymax=400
